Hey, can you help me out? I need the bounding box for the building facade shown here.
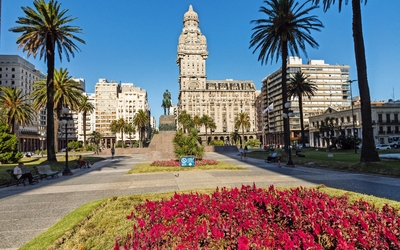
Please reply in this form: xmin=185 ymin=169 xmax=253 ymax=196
xmin=261 ymin=56 xmax=350 ymax=146
xmin=176 ymin=5 xmax=257 ymax=144
xmin=0 ymin=55 xmax=46 ymax=152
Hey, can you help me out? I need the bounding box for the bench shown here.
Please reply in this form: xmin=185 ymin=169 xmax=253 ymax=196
xmin=6 ymin=169 xmax=27 ymax=186
xmin=34 ymin=165 xmax=59 ymax=180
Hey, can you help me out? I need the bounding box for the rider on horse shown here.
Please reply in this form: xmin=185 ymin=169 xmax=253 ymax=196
xmin=161 ymin=89 xmax=172 ymax=115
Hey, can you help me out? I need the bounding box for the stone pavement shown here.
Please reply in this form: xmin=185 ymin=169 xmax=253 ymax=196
xmin=1 ymin=151 xmax=400 ymax=249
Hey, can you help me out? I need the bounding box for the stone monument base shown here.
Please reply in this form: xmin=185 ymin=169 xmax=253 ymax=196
xmin=144 ymin=115 xmax=176 ymax=160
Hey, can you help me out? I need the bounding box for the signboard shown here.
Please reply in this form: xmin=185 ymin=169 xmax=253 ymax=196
xmin=180 ymin=156 xmax=195 ymax=167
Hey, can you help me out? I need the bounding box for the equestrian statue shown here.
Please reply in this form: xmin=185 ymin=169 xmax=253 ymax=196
xmin=161 ymin=89 xmax=172 ymax=115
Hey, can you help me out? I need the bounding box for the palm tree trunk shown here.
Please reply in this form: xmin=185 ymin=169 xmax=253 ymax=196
xmin=281 ymin=41 xmax=290 ymax=154
xmin=205 ymin=126 xmax=208 ymax=145
xmin=46 ymin=37 xmax=57 ymax=162
xmin=351 ymin=0 xmax=380 ymax=162
xmin=299 ymin=95 xmax=306 ymax=145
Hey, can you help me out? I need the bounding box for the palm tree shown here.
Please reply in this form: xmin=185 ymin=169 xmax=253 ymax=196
xmin=78 ymin=96 xmax=94 ymax=151
xmin=234 ymin=112 xmax=251 ymax=147
xmin=201 ymin=114 xmax=215 ymax=145
xmin=31 ymin=68 xmax=84 ymax=151
xmin=311 ymin=0 xmax=379 ymax=162
xmin=287 ymin=71 xmax=317 ymax=146
xmin=124 ymin=123 xmax=136 ymax=148
xmin=178 ymin=110 xmax=194 ymax=133
xmin=250 ymin=0 xmax=323 ymax=153
xmin=0 ymin=87 xmax=35 ymax=134
xmin=110 ymin=118 xmax=126 ymax=147
xmin=89 ymin=131 xmax=102 ymax=154
xmin=133 ymin=110 xmax=150 ymax=148
xmin=10 ymin=0 xmax=85 ymax=161
xmin=193 ymin=115 xmax=202 ymax=131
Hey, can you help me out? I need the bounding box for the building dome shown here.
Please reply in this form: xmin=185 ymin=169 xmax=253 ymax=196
xmin=183 ymin=5 xmax=198 ymax=22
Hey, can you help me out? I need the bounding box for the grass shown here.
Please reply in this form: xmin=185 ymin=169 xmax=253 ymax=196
xmin=248 ymin=148 xmax=400 ymax=176
xmin=127 ymin=161 xmax=246 ymax=174
xmin=0 ymin=154 xmax=105 ymax=186
xmin=22 ymin=185 xmax=400 ymax=250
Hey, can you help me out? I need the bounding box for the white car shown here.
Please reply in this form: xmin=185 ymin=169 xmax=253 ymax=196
xmin=376 ymin=144 xmax=391 ymax=150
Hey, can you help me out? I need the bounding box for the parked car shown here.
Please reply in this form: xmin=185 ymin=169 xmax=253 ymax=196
xmin=389 ymin=141 xmax=400 ymax=148
xmin=376 ymin=144 xmax=391 ymax=150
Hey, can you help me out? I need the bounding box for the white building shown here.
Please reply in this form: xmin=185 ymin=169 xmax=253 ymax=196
xmin=176 ymin=5 xmax=257 ymax=144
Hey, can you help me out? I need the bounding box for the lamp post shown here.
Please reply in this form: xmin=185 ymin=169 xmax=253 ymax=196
xmin=282 ymin=102 xmax=295 ymax=167
xmin=23 ymin=139 xmax=26 ymax=154
xmin=40 ymin=133 xmax=46 ymax=157
xmin=59 ymin=107 xmax=74 ymax=176
xmin=347 ymin=79 xmax=358 ymax=153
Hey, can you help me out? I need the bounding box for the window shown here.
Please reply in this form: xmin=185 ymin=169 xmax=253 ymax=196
xmin=386 ymin=114 xmax=391 ymax=123
xmin=394 ymin=114 xmax=398 ymax=122
xmin=12 ymin=68 xmax=15 ymax=72
xmin=378 ymin=114 xmax=383 ymax=123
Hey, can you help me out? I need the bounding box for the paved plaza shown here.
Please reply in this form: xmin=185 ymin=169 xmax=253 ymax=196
xmin=1 ymin=151 xmax=400 ymax=249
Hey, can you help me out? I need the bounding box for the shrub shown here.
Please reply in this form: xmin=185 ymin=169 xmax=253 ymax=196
xmin=173 ymin=129 xmax=204 ymax=160
xmin=116 ymin=185 xmax=400 ymax=249
xmin=209 ymin=139 xmax=224 ymax=146
xmin=150 ymin=159 xmax=218 ymax=167
xmin=245 ymin=138 xmax=261 ymax=148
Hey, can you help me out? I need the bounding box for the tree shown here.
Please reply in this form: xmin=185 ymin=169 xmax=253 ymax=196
xmin=234 ymin=112 xmax=251 ymax=147
xmin=88 ymin=131 xmax=102 ymax=154
xmin=312 ymin=0 xmax=379 ymax=162
xmin=10 ymin=0 xmax=85 ymax=161
xmin=193 ymin=115 xmax=202 ymax=131
xmin=133 ymin=110 xmax=150 ymax=148
xmin=0 ymin=87 xmax=35 ymax=134
xmin=0 ymin=124 xmax=23 ymax=163
xmin=201 ymin=114 xmax=215 ymax=145
xmin=110 ymin=118 xmax=126 ymax=147
xmin=287 ymin=71 xmax=317 ymax=146
xmin=173 ymin=129 xmax=204 ymax=160
xmin=318 ymin=117 xmax=336 ymax=149
xmin=124 ymin=123 xmax=136 ymax=148
xmin=31 ymin=68 xmax=84 ymax=151
xmin=78 ymin=95 xmax=95 ymax=151
xmin=250 ymin=0 xmax=323 ymax=153
xmin=178 ymin=110 xmax=194 ymax=133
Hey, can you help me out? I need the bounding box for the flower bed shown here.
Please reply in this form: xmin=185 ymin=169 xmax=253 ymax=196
xmin=150 ymin=159 xmax=218 ymax=167
xmin=115 ymin=185 xmax=400 ymax=249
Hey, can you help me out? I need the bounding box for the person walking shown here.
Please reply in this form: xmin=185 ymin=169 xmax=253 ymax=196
xmin=13 ymin=162 xmax=35 ymax=185
xmin=111 ymin=146 xmax=115 ymax=159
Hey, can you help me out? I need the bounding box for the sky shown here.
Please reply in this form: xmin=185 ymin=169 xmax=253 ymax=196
xmin=1 ymin=1 xmax=399 ymax=120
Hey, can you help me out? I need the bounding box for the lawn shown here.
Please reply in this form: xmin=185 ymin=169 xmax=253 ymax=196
xmin=249 ymin=148 xmax=400 ymax=176
xmin=0 ymin=154 xmax=105 ymax=187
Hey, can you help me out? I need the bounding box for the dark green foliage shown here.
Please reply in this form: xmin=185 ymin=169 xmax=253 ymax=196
xmin=173 ymin=129 xmax=204 ymax=160
xmin=209 ymin=140 xmax=224 ymax=146
xmin=68 ymin=140 xmax=82 ymax=151
xmin=0 ymin=124 xmax=23 ymax=163
xmin=336 ymin=135 xmax=362 ymax=150
xmin=159 ymin=124 xmax=176 ymax=131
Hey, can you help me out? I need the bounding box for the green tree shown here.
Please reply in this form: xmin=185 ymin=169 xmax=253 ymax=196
xmin=78 ymin=95 xmax=95 ymax=151
xmin=110 ymin=118 xmax=126 ymax=147
xmin=250 ymin=0 xmax=323 ymax=153
xmin=31 ymin=68 xmax=84 ymax=151
xmin=287 ymin=71 xmax=317 ymax=146
xmin=173 ymin=129 xmax=204 ymax=159
xmin=178 ymin=110 xmax=194 ymax=133
xmin=10 ymin=0 xmax=85 ymax=161
xmin=0 ymin=124 xmax=23 ymax=163
xmin=124 ymin=123 xmax=136 ymax=148
xmin=318 ymin=117 xmax=336 ymax=149
xmin=230 ymin=131 xmax=241 ymax=146
xmin=201 ymin=114 xmax=215 ymax=145
xmin=89 ymin=131 xmax=102 ymax=154
xmin=234 ymin=112 xmax=251 ymax=147
xmin=312 ymin=0 xmax=379 ymax=162
xmin=133 ymin=110 xmax=150 ymax=148
xmin=193 ymin=115 xmax=202 ymax=131
xmin=0 ymin=87 xmax=35 ymax=134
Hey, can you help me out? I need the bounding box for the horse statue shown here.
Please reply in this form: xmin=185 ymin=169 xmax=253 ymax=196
xmin=161 ymin=89 xmax=172 ymax=115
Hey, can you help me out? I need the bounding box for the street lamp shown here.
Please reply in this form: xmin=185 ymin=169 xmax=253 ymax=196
xmin=59 ymin=107 xmax=74 ymax=176
xmin=282 ymin=102 xmax=295 ymax=167
xmin=40 ymin=133 xmax=46 ymax=157
xmin=347 ymin=79 xmax=358 ymax=153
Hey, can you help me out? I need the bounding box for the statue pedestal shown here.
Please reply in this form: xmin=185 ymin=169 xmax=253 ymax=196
xmin=144 ymin=115 xmax=176 ymax=160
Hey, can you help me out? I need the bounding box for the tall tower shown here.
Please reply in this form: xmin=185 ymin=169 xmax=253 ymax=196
xmin=176 ymin=5 xmax=208 ymax=91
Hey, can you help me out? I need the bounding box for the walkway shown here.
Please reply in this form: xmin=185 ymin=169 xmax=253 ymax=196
xmin=1 ymin=152 xmax=400 ymax=249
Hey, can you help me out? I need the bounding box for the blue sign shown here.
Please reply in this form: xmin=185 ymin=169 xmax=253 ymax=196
xmin=180 ymin=156 xmax=195 ymax=167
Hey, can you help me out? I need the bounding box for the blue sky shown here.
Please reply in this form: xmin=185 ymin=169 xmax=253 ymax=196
xmin=1 ymin=1 xmax=399 ymax=120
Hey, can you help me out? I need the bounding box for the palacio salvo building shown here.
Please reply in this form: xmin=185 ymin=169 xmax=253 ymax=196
xmin=176 ymin=5 xmax=258 ymax=145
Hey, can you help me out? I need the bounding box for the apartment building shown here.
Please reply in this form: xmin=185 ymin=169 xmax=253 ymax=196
xmin=176 ymin=5 xmax=257 ymax=144
xmin=261 ymin=56 xmax=350 ymax=146
xmin=0 ymin=55 xmax=45 ymax=152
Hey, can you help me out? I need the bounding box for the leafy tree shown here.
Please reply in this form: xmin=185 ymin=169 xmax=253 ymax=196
xmin=133 ymin=110 xmax=150 ymax=148
xmin=250 ymin=0 xmax=323 ymax=153
xmin=336 ymin=135 xmax=361 ymax=150
xmin=311 ymin=0 xmax=380 ymax=162
xmin=10 ymin=0 xmax=85 ymax=161
xmin=0 ymin=87 xmax=35 ymax=134
xmin=318 ymin=117 xmax=336 ymax=149
xmin=67 ymin=140 xmax=82 ymax=151
xmin=110 ymin=118 xmax=126 ymax=147
xmin=234 ymin=112 xmax=251 ymax=147
xmin=173 ymin=129 xmax=204 ymax=160
xmin=230 ymin=131 xmax=241 ymax=146
xmin=0 ymin=124 xmax=23 ymax=163
xmin=287 ymin=71 xmax=317 ymax=146
xmin=78 ymin=95 xmax=95 ymax=151
xmin=32 ymin=68 xmax=84 ymax=151
xmin=124 ymin=123 xmax=136 ymax=148
xmin=193 ymin=115 xmax=202 ymax=131
xmin=89 ymin=131 xmax=102 ymax=154
xmin=178 ymin=110 xmax=194 ymax=133
xmin=245 ymin=138 xmax=262 ymax=148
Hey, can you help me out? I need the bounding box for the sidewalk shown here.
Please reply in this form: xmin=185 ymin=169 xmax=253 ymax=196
xmin=1 ymin=152 xmax=400 ymax=249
